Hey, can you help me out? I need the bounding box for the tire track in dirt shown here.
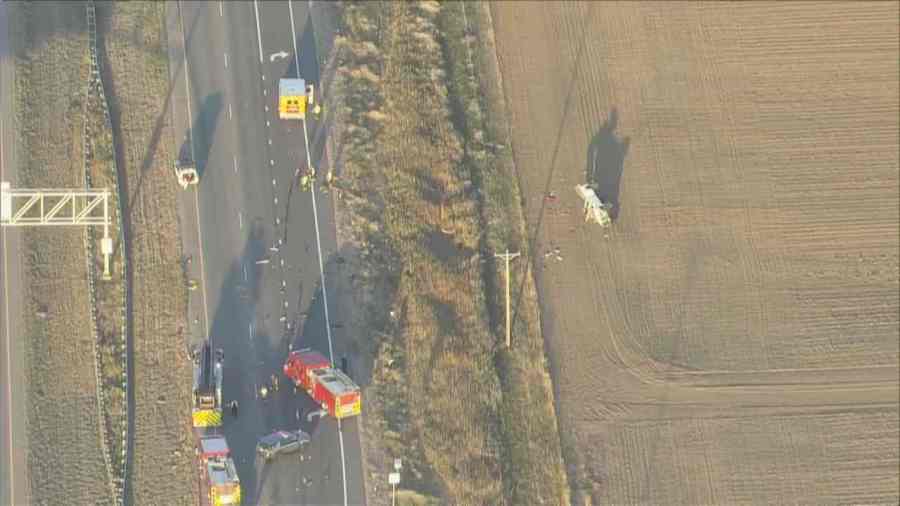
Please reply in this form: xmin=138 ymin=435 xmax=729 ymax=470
xmin=579 ymin=219 xmax=897 ymax=413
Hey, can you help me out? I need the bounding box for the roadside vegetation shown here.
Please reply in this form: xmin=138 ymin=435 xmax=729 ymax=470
xmin=331 ymin=1 xmax=567 ymax=503
xmin=97 ymin=1 xmax=196 ymax=503
xmin=8 ymin=1 xmax=193 ymax=504
xmin=84 ymin=40 xmax=128 ymax=498
xmin=10 ymin=1 xmax=114 ymax=503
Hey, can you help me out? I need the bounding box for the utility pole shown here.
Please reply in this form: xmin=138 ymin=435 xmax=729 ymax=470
xmin=494 ymin=249 xmax=520 ymax=348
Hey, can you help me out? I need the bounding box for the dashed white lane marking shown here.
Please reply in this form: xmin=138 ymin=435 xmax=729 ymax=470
xmin=228 ymin=103 xmax=232 ymax=120
xmin=218 ymin=1 xmax=223 ymax=16
xmin=268 ymin=139 xmax=272 ymax=145
xmin=238 ymin=211 xmax=243 ymax=230
xmin=248 ymin=323 xmax=253 ymax=340
xmin=224 ymin=52 xmax=228 ymax=68
xmin=233 ymin=156 xmax=238 ymax=174
xmin=252 ymin=0 xmax=264 ymax=63
xmin=243 ymin=264 xmax=247 ymax=282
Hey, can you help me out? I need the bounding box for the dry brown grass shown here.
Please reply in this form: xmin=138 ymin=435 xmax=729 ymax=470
xmin=489 ymin=1 xmax=899 ymax=504
xmin=332 ymin=1 xmax=567 ymax=504
xmin=336 ymin=1 xmax=499 ymax=503
xmin=84 ymin=65 xmax=128 ymax=491
xmin=98 ymin=1 xmax=195 ymax=504
xmin=437 ymin=3 xmax=569 ymax=504
xmin=10 ymin=1 xmax=114 ymax=504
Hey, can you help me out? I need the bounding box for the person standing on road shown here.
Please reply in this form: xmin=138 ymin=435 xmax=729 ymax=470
xmin=230 ymin=400 xmax=238 ymax=418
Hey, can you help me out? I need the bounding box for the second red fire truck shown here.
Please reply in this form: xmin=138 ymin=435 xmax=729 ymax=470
xmin=283 ymin=349 xmax=362 ymax=420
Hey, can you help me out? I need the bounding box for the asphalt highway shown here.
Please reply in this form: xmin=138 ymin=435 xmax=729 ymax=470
xmin=0 ymin=1 xmax=30 ymax=504
xmin=166 ymin=1 xmax=364 ymax=505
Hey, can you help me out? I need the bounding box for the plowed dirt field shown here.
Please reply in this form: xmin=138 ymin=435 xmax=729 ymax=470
xmin=488 ymin=1 xmax=899 ymax=504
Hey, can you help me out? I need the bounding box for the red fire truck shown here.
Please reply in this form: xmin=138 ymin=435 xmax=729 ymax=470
xmin=192 ymin=342 xmax=240 ymax=505
xmin=283 ymin=349 xmax=362 ymax=420
xmin=197 ymin=435 xmax=241 ymax=506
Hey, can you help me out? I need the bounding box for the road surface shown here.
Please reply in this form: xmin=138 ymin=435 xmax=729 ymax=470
xmin=166 ymin=1 xmax=365 ymax=504
xmin=0 ymin=1 xmax=30 ymax=504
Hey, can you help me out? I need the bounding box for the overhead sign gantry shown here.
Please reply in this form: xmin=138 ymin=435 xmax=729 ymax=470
xmin=1 ymin=181 xmax=114 ymax=280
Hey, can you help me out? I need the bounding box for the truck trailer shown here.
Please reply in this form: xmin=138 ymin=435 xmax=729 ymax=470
xmin=283 ymin=349 xmax=362 ymax=419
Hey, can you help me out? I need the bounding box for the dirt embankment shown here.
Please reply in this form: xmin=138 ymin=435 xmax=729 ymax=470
xmin=10 ymin=1 xmax=113 ymax=504
xmin=97 ymin=1 xmax=196 ymax=504
xmin=488 ymin=1 xmax=899 ymax=504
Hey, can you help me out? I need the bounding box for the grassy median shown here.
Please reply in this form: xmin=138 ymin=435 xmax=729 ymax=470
xmin=96 ymin=1 xmax=196 ymax=503
xmin=84 ymin=49 xmax=129 ymax=497
xmin=10 ymin=1 xmax=114 ymax=503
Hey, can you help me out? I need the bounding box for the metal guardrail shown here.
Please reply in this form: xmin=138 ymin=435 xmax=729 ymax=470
xmin=84 ymin=2 xmax=131 ymax=505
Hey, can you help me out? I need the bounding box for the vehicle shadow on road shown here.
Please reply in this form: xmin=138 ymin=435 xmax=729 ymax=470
xmin=284 ymin=14 xmax=321 ymax=85
xmin=585 ymin=108 xmax=630 ymax=220
xmin=253 ymin=459 xmax=273 ymax=506
xmin=210 ymin=221 xmax=267 ymax=503
xmin=291 ymin=242 xmax=375 ymax=390
xmin=212 ymin=223 xmax=366 ymax=503
xmin=178 ymin=91 xmax=222 ymax=181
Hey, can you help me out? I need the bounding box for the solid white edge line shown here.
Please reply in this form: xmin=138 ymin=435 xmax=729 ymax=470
xmin=253 ymin=0 xmax=264 ymax=64
xmin=294 ymin=0 xmax=349 ymax=497
xmin=177 ymin=0 xmax=211 ymax=342
xmin=288 ymin=0 xmax=301 ymax=78
xmin=1 ymin=117 xmax=16 ymax=506
xmin=303 ymin=116 xmax=349 ymax=506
